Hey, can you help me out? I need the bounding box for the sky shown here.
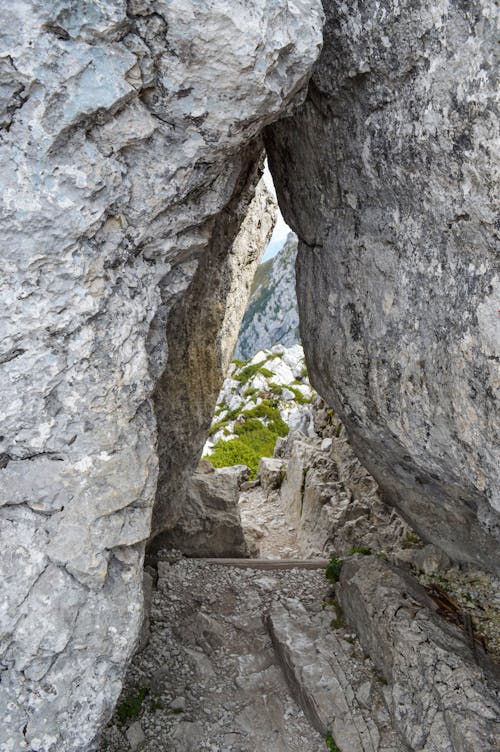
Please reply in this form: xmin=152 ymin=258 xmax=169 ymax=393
xmin=261 ymin=161 xmax=291 ymax=262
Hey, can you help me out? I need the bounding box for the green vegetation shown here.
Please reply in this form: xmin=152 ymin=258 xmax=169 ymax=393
xmin=233 ymin=359 xmax=274 ymax=385
xmin=287 ymin=384 xmax=313 ymax=405
xmin=243 ymin=386 xmax=259 ymax=399
xmin=268 ymin=381 xmax=283 ymax=396
xmin=404 ymin=531 xmax=421 ymax=546
xmin=232 ymin=358 xmax=247 ymax=369
xmin=348 ymin=546 xmax=372 ymax=556
xmin=206 ymin=401 xmax=289 ymax=479
xmin=234 ymin=418 xmax=264 ymax=435
xmin=206 ymin=400 xmax=289 ymax=479
xmin=325 ymin=731 xmax=340 ymax=752
xmin=116 ymin=687 xmax=148 ymax=723
xmin=325 ymin=558 xmax=343 ymax=583
xmin=208 ymin=418 xmax=229 ymax=436
xmin=242 ymin=399 xmax=289 ymax=434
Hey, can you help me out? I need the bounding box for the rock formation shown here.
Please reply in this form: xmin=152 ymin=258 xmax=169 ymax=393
xmin=338 ymin=557 xmax=500 ymax=751
xmin=265 ymin=0 xmax=500 ymax=573
xmin=235 ymin=232 xmax=300 ymax=360
xmin=156 ymin=463 xmax=250 ymax=558
xmin=0 ymin=3 xmax=323 ymax=750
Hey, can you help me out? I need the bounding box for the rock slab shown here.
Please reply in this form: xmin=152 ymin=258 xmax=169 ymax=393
xmin=338 ymin=557 xmax=500 ymax=751
xmin=266 ymin=0 xmax=500 ymax=572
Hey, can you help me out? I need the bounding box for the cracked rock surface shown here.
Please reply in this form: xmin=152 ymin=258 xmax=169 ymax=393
xmin=338 ymin=557 xmax=500 ymax=752
xmin=266 ymin=0 xmax=500 ymax=572
xmin=99 ymin=557 xmax=327 ymax=752
xmin=0 ymin=2 xmax=323 ymax=750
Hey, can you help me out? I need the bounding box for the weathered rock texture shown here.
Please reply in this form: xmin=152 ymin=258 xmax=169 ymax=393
xmin=338 ymin=557 xmax=500 ymax=751
xmin=267 ymin=599 xmax=401 ymax=750
xmin=150 ymin=175 xmax=276 ymax=541
xmin=0 ymin=3 xmax=323 ymax=750
xmin=266 ymin=0 xmax=500 ymax=572
xmin=155 ymin=465 xmax=249 ymax=558
xmin=276 ymin=414 xmax=411 ymax=558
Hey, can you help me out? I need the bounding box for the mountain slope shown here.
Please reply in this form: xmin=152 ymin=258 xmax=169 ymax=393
xmin=235 ymin=232 xmax=300 ymax=360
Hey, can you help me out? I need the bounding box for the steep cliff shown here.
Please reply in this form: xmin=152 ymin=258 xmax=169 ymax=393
xmin=266 ymin=0 xmax=500 ymax=573
xmin=235 ymin=232 xmax=300 ymax=359
xmin=0 ymin=3 xmax=323 ymax=750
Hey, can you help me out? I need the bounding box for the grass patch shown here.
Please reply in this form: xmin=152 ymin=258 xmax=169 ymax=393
xmin=243 ymin=386 xmax=259 ymax=399
xmin=205 ymin=403 xmax=288 ymax=479
xmin=325 ymin=731 xmax=340 ymax=752
xmin=242 ymin=399 xmax=289 ymax=435
xmin=116 ymin=687 xmax=148 ymax=724
xmin=208 ymin=419 xmax=229 ymax=437
xmin=348 ymin=546 xmax=372 ymax=556
xmin=233 ymin=359 xmax=274 ymax=385
xmin=404 ymin=531 xmax=421 ymax=546
xmin=268 ymin=381 xmax=283 ymax=396
xmin=287 ymin=384 xmax=313 ymax=404
xmin=234 ymin=418 xmax=264 ymax=435
xmin=325 ymin=558 xmax=343 ymax=583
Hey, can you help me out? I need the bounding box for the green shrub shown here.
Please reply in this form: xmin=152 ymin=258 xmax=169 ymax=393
xmin=268 ymin=381 xmax=283 ymax=396
xmin=234 ymin=359 xmax=273 ymax=385
xmin=206 ymin=412 xmax=288 ymax=479
xmin=325 ymin=731 xmax=340 ymax=752
xmin=325 ymin=558 xmax=343 ymax=583
xmin=116 ymin=688 xmax=148 ymax=724
xmin=242 ymin=400 xmax=289 ymax=435
xmin=208 ymin=419 xmax=228 ymax=436
xmin=234 ymin=418 xmax=264 ymax=435
xmin=287 ymin=385 xmax=313 ymax=405
xmin=232 ymin=358 xmax=247 ymax=369
xmin=348 ymin=546 xmax=372 ymax=556
xmin=243 ymin=386 xmax=259 ymax=399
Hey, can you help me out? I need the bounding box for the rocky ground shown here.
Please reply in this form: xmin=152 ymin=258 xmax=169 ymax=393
xmin=98 ymin=555 xmax=329 ymax=752
xmin=99 ymin=388 xmax=500 ymax=752
xmin=239 ymin=484 xmax=301 ymax=559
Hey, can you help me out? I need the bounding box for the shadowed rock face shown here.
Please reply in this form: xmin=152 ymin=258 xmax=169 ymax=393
xmin=0 ymin=2 xmax=323 ymax=750
xmin=266 ymin=0 xmax=500 ymax=573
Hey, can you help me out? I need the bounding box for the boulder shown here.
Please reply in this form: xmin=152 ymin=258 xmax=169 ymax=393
xmin=266 ymin=0 xmax=500 ymax=573
xmin=153 ymin=466 xmax=250 ymax=558
xmin=266 ymin=598 xmax=401 ymax=750
xmin=0 ymin=2 xmax=323 ymax=749
xmin=258 ymin=457 xmax=286 ymax=492
xmin=338 ymin=557 xmax=500 ymax=751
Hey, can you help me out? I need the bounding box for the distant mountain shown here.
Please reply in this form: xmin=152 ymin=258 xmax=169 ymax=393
xmin=234 ymin=232 xmax=300 ymax=360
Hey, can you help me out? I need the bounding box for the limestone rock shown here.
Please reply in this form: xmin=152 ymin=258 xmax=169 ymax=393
xmin=153 ymin=466 xmax=249 ymax=558
xmin=267 ymin=598 xmax=401 ymax=750
xmin=266 ymin=0 xmax=500 ymax=573
xmin=279 ymin=429 xmax=410 ymax=558
xmin=126 ymin=721 xmax=145 ymax=751
xmin=258 ymin=457 xmax=286 ymax=492
xmin=0 ymin=2 xmax=323 ymax=750
xmin=338 ymin=557 xmax=500 ymax=751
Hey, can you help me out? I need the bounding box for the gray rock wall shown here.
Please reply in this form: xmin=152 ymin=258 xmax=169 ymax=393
xmin=266 ymin=0 xmax=500 ymax=572
xmin=0 ymin=3 xmax=323 ymax=750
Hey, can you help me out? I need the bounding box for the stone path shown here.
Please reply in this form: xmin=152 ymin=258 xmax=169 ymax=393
xmin=238 ymin=485 xmax=301 ymax=558
xmin=99 ymin=557 xmax=328 ymax=752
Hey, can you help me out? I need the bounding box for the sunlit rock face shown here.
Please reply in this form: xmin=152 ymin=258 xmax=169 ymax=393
xmin=0 ymin=2 xmax=323 ymax=750
xmin=266 ymin=0 xmax=500 ymax=573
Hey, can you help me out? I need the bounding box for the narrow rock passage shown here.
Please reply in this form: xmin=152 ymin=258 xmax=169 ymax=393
xmin=100 ymin=557 xmax=327 ymax=752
